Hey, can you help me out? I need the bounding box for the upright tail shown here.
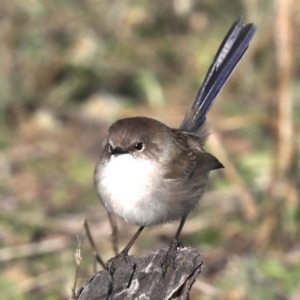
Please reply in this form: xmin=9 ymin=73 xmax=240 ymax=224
xmin=180 ymin=18 xmax=256 ymax=134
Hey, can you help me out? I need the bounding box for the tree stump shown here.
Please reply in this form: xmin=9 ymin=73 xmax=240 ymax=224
xmin=76 ymin=247 xmax=204 ymax=300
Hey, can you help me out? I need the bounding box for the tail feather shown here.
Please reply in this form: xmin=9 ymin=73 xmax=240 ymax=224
xmin=180 ymin=18 xmax=256 ymax=134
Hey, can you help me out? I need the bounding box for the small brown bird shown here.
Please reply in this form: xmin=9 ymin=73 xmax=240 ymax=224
xmin=94 ymin=18 xmax=256 ymax=257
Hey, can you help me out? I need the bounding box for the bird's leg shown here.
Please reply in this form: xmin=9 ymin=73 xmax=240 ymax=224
xmin=119 ymin=226 xmax=145 ymax=256
xmin=106 ymin=226 xmax=144 ymax=271
xmin=171 ymin=215 xmax=186 ymax=249
xmin=161 ymin=216 xmax=187 ymax=274
xmin=107 ymin=212 xmax=119 ymax=255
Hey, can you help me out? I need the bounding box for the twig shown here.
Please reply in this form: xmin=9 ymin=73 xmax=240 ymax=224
xmin=83 ymin=219 xmax=106 ymax=270
xmin=71 ymin=235 xmax=83 ymax=300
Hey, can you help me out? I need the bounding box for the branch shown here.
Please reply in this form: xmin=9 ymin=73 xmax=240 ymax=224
xmin=76 ymin=247 xmax=204 ymax=300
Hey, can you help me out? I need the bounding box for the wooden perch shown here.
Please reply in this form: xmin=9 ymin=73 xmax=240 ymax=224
xmin=76 ymin=247 xmax=204 ymax=300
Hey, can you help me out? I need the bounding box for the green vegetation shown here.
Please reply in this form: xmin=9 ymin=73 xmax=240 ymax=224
xmin=1 ymin=0 xmax=299 ymax=299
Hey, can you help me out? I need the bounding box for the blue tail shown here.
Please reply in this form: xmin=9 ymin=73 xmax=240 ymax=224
xmin=180 ymin=18 xmax=256 ymax=133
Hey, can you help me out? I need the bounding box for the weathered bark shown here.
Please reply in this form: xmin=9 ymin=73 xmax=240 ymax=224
xmin=76 ymin=247 xmax=204 ymax=300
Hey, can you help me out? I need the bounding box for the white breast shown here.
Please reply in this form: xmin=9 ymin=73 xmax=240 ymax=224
xmin=96 ymin=154 xmax=161 ymax=225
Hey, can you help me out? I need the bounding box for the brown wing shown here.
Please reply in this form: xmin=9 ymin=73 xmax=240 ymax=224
xmin=163 ymin=131 xmax=223 ymax=179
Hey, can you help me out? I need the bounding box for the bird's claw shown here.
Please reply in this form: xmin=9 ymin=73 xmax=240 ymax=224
xmin=161 ymin=239 xmax=182 ymax=275
xmin=106 ymin=249 xmax=129 ymax=274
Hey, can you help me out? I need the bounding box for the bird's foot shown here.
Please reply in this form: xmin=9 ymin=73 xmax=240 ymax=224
xmin=106 ymin=249 xmax=129 ymax=274
xmin=161 ymin=239 xmax=183 ymax=275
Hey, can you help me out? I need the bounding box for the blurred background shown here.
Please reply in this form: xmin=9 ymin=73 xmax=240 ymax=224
xmin=0 ymin=0 xmax=299 ymax=299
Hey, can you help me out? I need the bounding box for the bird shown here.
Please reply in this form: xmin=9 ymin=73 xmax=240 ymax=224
xmin=94 ymin=18 xmax=256 ymax=258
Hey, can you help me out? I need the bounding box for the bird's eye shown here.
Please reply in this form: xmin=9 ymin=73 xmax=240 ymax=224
xmin=135 ymin=142 xmax=144 ymax=151
xmin=108 ymin=144 xmax=113 ymax=153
